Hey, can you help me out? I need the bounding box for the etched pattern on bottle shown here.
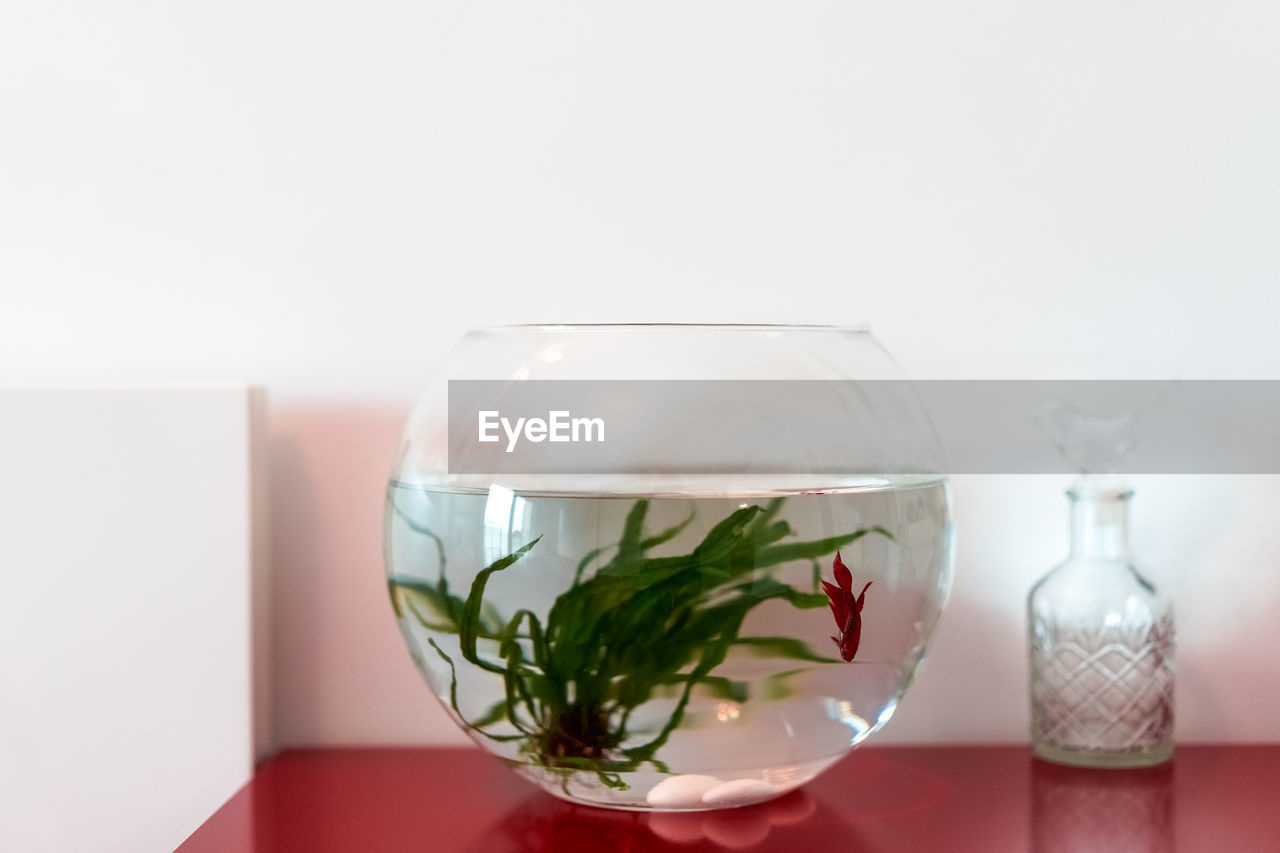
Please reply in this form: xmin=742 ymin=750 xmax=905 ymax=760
xmin=1031 ymin=613 xmax=1174 ymax=754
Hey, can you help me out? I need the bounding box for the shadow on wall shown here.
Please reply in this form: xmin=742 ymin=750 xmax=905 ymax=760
xmin=877 ymin=476 xmax=1066 ymax=745
xmin=266 ymin=403 xmax=469 ymax=748
xmin=885 ymin=569 xmax=1029 ymax=744
xmin=1142 ymin=475 xmax=1280 ymax=744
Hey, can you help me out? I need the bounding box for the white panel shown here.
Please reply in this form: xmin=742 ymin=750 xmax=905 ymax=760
xmin=0 ymin=387 xmax=260 ymax=853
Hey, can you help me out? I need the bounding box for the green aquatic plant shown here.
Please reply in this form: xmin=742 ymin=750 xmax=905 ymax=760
xmin=388 ymin=497 xmax=890 ymax=790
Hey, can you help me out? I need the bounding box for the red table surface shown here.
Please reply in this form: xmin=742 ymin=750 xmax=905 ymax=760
xmin=179 ymin=746 xmax=1280 ymax=852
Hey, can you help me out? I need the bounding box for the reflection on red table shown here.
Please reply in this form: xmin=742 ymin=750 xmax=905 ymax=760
xmin=178 ymin=746 xmax=1280 ymax=852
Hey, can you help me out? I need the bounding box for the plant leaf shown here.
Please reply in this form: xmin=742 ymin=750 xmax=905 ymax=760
xmin=425 ymin=638 xmax=525 ymax=742
xmin=458 ymin=537 xmax=543 ymax=675
xmin=755 ymin=525 xmax=893 ymax=569
xmin=389 ymin=577 xmax=505 ymax=637
xmin=733 ymin=635 xmax=841 ymax=664
xmin=640 ymin=509 xmax=696 ymax=550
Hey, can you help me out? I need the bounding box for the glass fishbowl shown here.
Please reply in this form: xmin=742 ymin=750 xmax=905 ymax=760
xmin=384 ymin=324 xmax=954 ymax=810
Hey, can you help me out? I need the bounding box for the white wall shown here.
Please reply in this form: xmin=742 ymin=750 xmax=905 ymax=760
xmin=4 ymin=1 xmax=1279 ymax=750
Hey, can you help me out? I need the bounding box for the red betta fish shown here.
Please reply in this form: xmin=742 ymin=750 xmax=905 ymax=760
xmin=822 ymin=551 xmax=871 ymax=662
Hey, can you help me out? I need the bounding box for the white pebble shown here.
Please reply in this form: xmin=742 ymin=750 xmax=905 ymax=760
xmin=646 ymin=774 xmax=724 ymax=808
xmin=701 ymin=778 xmax=776 ymax=807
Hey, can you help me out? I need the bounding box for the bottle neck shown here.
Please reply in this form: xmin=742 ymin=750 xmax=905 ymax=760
xmin=1068 ymin=487 xmax=1132 ymax=560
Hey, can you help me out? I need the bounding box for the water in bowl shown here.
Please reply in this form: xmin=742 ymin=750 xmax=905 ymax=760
xmin=385 ymin=479 xmax=950 ymax=809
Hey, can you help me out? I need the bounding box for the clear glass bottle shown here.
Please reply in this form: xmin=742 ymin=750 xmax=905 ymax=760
xmin=1028 ymin=480 xmax=1174 ymax=767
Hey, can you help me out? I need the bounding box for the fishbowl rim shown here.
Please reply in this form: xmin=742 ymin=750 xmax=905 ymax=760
xmin=386 ymin=473 xmax=951 ymax=500
xmin=471 ymin=323 xmax=874 ymax=334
